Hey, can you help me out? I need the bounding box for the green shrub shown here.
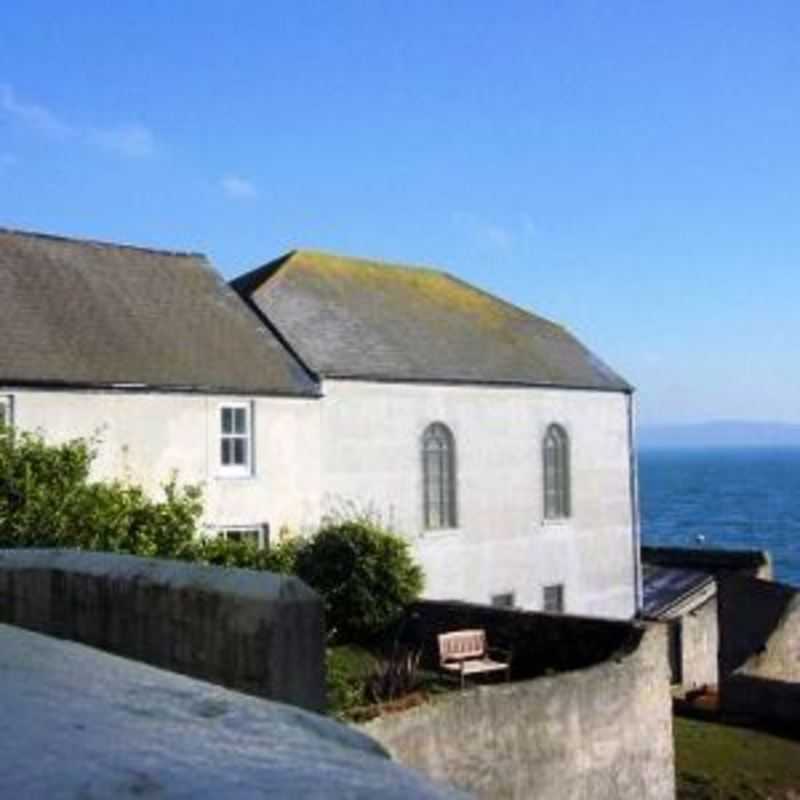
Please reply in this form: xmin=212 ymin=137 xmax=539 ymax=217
xmin=326 ymin=645 xmax=379 ymax=718
xmin=0 ymin=427 xmax=202 ymax=554
xmin=294 ymin=520 xmax=424 ymax=643
xmin=0 ymin=428 xmax=425 ymax=651
xmin=187 ymin=535 xmax=301 ymax=574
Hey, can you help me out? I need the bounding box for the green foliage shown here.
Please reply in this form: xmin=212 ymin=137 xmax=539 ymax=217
xmin=187 ymin=535 xmax=301 ymax=574
xmin=364 ymin=646 xmax=422 ymax=705
xmin=326 ymin=645 xmax=379 ymax=718
xmin=294 ymin=520 xmax=424 ymax=643
xmin=0 ymin=427 xmax=427 ymax=658
xmin=0 ymin=427 xmax=202 ymax=555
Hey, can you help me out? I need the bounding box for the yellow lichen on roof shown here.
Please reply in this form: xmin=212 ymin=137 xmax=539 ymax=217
xmin=286 ymin=248 xmax=559 ymax=337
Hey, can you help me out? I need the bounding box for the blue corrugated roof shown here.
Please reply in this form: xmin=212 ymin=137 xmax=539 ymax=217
xmin=642 ymin=563 xmax=713 ymax=617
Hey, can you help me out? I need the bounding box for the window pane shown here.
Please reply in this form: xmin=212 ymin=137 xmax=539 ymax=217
xmin=221 ymin=407 xmax=233 ymax=434
xmin=233 ymin=407 xmax=247 ymax=434
xmin=233 ymin=437 xmax=246 ymax=465
xmin=544 ymin=584 xmax=564 ymax=613
xmin=543 ymin=425 xmax=569 ymax=519
xmin=224 ymin=529 xmax=259 ymax=545
xmin=423 ymin=423 xmax=456 ymax=530
xmin=492 ymin=593 xmax=515 ymax=608
xmin=221 ymin=438 xmax=232 ymax=465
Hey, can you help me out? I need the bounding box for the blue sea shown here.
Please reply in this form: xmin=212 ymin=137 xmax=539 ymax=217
xmin=639 ymin=447 xmax=800 ymax=587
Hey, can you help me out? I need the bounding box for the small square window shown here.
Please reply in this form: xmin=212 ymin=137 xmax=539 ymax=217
xmin=491 ymin=592 xmax=515 ymax=609
xmin=217 ymin=524 xmax=269 ymax=550
xmin=543 ymin=584 xmax=565 ymax=614
xmin=219 ymin=402 xmax=253 ymax=476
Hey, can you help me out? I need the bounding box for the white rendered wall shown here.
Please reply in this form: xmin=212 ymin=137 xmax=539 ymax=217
xmin=4 ymin=388 xmax=322 ymax=535
xmin=320 ymin=380 xmax=637 ymax=619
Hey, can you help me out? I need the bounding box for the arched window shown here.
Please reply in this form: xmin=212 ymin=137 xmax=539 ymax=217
xmin=543 ymin=424 xmax=570 ymax=519
xmin=422 ymin=422 xmax=457 ymax=529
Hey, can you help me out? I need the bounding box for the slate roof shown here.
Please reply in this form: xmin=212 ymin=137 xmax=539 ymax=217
xmin=642 ymin=563 xmax=714 ymax=618
xmin=0 ymin=228 xmax=317 ymax=396
xmin=232 ymin=250 xmax=632 ymax=391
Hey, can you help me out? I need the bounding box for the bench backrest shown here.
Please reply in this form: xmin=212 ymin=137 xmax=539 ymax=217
xmin=438 ymin=629 xmax=487 ymax=664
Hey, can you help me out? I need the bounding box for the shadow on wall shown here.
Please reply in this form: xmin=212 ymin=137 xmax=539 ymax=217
xmin=717 ymin=573 xmax=800 ymax=728
xmin=0 ymin=548 xmax=326 ymax=712
xmin=641 ymin=546 xmax=772 ymax=580
xmin=398 ymin=599 xmax=643 ymax=680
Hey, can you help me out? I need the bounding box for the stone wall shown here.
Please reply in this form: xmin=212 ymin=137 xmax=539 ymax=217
xmin=363 ymin=617 xmax=674 ymax=800
xmin=678 ymin=592 xmax=719 ymax=690
xmin=0 ymin=548 xmax=326 ymax=711
xmin=718 ymin=573 xmax=800 ymax=725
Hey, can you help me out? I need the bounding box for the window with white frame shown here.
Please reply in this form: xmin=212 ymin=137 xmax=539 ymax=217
xmin=217 ymin=524 xmax=269 ymax=549
xmin=422 ymin=422 xmax=457 ymax=530
xmin=0 ymin=395 xmax=13 ymax=428
xmin=543 ymin=423 xmax=570 ymax=519
xmin=219 ymin=402 xmax=253 ymax=476
xmin=543 ymin=584 xmax=565 ymax=614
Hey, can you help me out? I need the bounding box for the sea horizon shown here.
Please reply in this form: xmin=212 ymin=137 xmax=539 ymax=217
xmin=638 ymin=445 xmax=800 ymax=587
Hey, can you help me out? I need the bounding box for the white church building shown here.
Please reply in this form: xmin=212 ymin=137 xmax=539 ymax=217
xmin=0 ymin=228 xmax=641 ymax=619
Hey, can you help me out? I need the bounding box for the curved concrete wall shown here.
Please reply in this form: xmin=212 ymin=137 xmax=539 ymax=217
xmin=360 ymin=624 xmax=674 ymax=800
xmin=0 ymin=548 xmax=326 ymax=711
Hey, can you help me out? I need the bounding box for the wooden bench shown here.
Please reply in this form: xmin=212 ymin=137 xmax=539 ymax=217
xmin=437 ymin=629 xmax=511 ymax=688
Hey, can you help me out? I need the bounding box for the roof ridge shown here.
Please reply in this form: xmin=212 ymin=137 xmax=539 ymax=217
xmin=290 ymin=247 xmax=447 ymax=276
xmin=230 ymin=250 xmax=297 ymax=295
xmin=0 ymin=226 xmax=205 ymax=259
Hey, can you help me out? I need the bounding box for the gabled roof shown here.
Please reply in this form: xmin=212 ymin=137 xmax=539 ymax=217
xmin=232 ymin=250 xmax=632 ymax=391
xmin=0 ymin=228 xmax=317 ymax=396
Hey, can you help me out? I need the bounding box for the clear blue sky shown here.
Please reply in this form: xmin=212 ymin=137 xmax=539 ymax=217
xmin=2 ymin=1 xmax=798 ymax=425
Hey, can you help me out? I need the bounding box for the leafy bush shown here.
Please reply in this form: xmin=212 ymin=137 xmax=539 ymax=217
xmin=294 ymin=520 xmax=424 ymax=643
xmin=0 ymin=427 xmax=426 ymax=652
xmin=326 ymin=645 xmax=379 ymax=718
xmin=0 ymin=427 xmax=202 ymax=554
xmin=187 ymin=535 xmax=301 ymax=574
xmin=364 ymin=646 xmax=422 ymax=705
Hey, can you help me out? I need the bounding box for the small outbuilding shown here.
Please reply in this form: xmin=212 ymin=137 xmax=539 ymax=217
xmin=642 ymin=561 xmax=718 ymax=690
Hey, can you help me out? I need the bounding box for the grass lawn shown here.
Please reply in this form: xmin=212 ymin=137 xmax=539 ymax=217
xmin=675 ymin=716 xmax=800 ymax=799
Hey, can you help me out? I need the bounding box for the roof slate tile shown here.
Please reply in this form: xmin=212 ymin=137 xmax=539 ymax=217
xmin=233 ymin=249 xmax=632 ymax=391
xmin=0 ymin=228 xmax=317 ymax=396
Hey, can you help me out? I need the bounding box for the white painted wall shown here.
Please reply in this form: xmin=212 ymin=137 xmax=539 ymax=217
xmin=3 ymin=388 xmax=322 ymax=535
xmin=319 ymin=380 xmax=637 ymax=619
xmin=3 ymin=380 xmax=637 ymax=619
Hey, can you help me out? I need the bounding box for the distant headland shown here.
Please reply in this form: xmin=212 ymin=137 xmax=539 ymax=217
xmin=638 ymin=421 xmax=800 ymax=449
